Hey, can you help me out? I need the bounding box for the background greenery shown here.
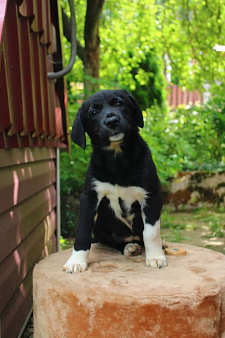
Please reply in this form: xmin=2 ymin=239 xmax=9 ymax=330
xmin=60 ymin=0 xmax=225 ymax=236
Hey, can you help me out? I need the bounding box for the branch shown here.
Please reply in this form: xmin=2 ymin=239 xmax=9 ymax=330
xmin=61 ymin=8 xmax=85 ymax=62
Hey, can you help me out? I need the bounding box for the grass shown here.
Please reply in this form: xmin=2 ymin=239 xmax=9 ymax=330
xmin=161 ymin=205 xmax=225 ymax=253
xmin=60 ymin=205 xmax=225 ymax=253
xmin=162 ymin=206 xmax=225 ymax=236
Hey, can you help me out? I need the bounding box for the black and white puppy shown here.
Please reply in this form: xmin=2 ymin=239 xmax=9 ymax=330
xmin=63 ymin=89 xmax=167 ymax=273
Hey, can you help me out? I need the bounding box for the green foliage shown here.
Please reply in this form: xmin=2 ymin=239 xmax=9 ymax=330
xmin=130 ymin=50 xmax=168 ymax=112
xmin=99 ymin=0 xmax=225 ymax=92
xmin=156 ymin=0 xmax=225 ymax=90
xmin=61 ymin=0 xmax=225 ymax=96
xmin=60 ymin=140 xmax=91 ymax=196
xmin=59 ymin=0 xmax=225 ymax=235
xmin=60 ymin=236 xmax=74 ymax=250
xmin=141 ymin=86 xmax=225 ymax=185
xmin=207 ymin=84 xmax=225 ymax=139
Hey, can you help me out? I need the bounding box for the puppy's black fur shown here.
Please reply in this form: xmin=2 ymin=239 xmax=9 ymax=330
xmin=71 ymin=90 xmax=162 ymax=254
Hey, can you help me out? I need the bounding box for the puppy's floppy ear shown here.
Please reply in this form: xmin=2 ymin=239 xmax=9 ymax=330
xmin=129 ymin=94 xmax=144 ymax=128
xmin=127 ymin=93 xmax=144 ymax=128
xmin=71 ymin=108 xmax=86 ymax=149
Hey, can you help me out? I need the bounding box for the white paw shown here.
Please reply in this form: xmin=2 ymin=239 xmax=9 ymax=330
xmin=123 ymin=243 xmax=142 ymax=257
xmin=145 ymin=253 xmax=167 ymax=269
xmin=63 ymin=249 xmax=89 ymax=274
xmin=63 ymin=262 xmax=88 ymax=273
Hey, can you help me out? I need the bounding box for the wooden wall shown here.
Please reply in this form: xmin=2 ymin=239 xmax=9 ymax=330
xmin=0 ymin=147 xmax=57 ymax=337
xmin=0 ymin=0 xmax=68 ymax=149
xmin=0 ymin=1 xmax=68 ymax=334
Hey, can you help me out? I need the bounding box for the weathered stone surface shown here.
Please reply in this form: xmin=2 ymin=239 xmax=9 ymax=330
xmin=33 ymin=243 xmax=225 ymax=338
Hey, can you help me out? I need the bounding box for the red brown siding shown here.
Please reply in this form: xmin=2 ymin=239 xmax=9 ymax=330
xmin=0 ymin=0 xmax=68 ymax=149
xmin=0 ymin=148 xmax=57 ymax=337
xmin=0 ymin=0 xmax=68 ymax=336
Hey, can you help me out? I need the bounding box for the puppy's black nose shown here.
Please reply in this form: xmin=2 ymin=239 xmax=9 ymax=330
xmin=104 ymin=113 xmax=119 ymax=129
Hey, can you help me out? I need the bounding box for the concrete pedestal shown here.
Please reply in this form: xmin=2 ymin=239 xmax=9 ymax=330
xmin=33 ymin=243 xmax=225 ymax=337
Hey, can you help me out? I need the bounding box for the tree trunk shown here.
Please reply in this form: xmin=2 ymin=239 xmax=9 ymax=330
xmin=83 ymin=43 xmax=100 ymax=96
xmin=62 ymin=0 xmax=105 ymax=97
xmin=84 ymin=0 xmax=105 ymax=97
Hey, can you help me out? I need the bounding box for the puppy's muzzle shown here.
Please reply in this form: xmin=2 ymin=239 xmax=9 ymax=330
xmin=104 ymin=113 xmax=120 ymax=129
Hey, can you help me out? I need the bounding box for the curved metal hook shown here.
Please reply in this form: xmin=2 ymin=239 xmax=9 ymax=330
xmin=48 ymin=0 xmax=76 ymax=80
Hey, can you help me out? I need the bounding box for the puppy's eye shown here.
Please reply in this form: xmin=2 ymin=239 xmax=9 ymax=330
xmin=91 ymin=109 xmax=98 ymax=116
xmin=116 ymin=101 xmax=124 ymax=107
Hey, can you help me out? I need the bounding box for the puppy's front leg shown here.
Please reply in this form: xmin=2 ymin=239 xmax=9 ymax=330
xmin=142 ymin=197 xmax=167 ymax=269
xmin=63 ymin=190 xmax=97 ymax=273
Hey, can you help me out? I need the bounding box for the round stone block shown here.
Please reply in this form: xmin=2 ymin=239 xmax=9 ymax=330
xmin=33 ymin=243 xmax=225 ymax=337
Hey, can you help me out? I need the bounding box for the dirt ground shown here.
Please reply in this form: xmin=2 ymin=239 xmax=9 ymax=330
xmin=161 ymin=208 xmax=225 ymax=254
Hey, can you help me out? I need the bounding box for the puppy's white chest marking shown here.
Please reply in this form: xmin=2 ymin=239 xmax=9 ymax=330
xmin=93 ymin=180 xmax=148 ymax=230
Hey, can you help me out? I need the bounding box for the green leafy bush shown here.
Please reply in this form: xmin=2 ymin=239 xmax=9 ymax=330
xmin=141 ymin=88 xmax=225 ymax=185
xmin=130 ymin=50 xmax=168 ymax=113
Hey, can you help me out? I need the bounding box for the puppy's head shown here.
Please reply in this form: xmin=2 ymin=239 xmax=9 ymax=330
xmin=71 ymin=90 xmax=143 ymax=149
